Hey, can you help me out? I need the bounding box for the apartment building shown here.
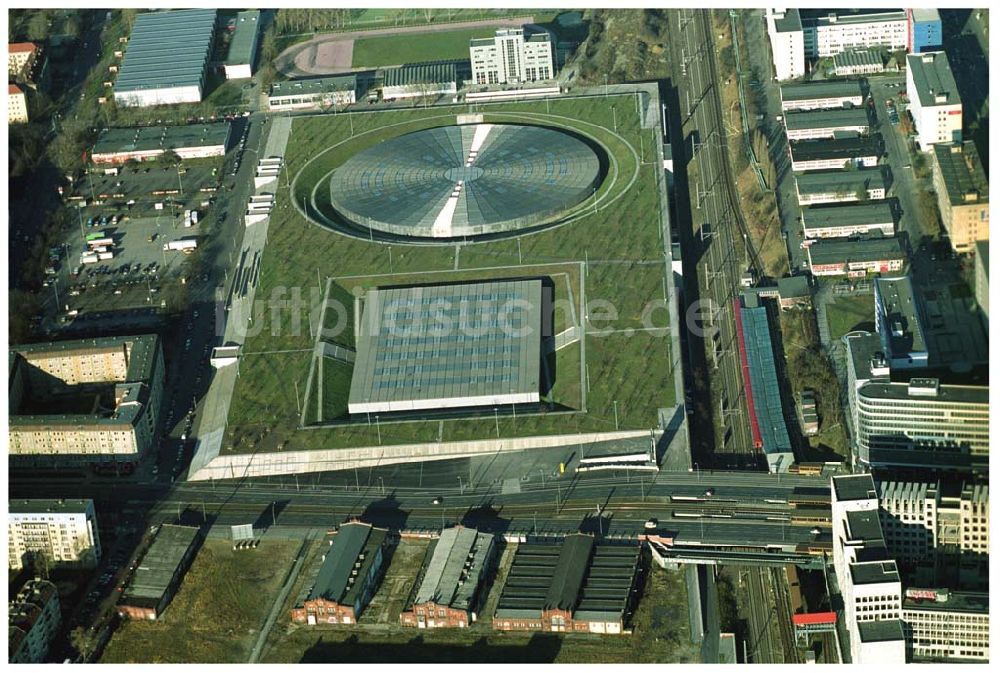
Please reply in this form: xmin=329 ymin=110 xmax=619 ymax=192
xmin=830 ymin=475 xmax=905 ymax=664
xmin=290 ymin=522 xmax=390 ymax=625
xmin=8 ymin=42 xmax=38 ymax=79
xmin=855 ymin=379 xmax=990 ymax=472
xmin=930 ymin=142 xmax=989 ymax=255
xmin=906 ymin=52 xmax=962 ymax=149
xmin=399 ymin=526 xmax=497 ymax=629
xmin=8 ymin=579 xmax=61 ymax=663
xmin=8 ymin=499 xmax=102 ymax=570
xmin=801 ymin=202 xmax=894 ymax=239
xmin=8 ymin=335 xmax=164 ymax=467
xmin=766 ymin=8 xmax=805 ymax=80
xmin=470 ymin=28 xmax=554 ymax=85
xmin=902 ymin=589 xmax=988 ymax=662
xmin=8 ymin=84 xmax=28 ymax=124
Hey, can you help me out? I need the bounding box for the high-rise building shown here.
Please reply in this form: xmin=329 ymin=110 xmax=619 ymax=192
xmin=878 ymin=481 xmax=988 ymax=586
xmin=830 ymin=475 xmax=906 ymax=664
xmin=855 ymin=379 xmax=989 ymax=472
xmin=930 ymin=143 xmax=989 ymax=255
xmin=8 ymin=499 xmax=102 ymax=570
xmin=907 ymin=9 xmax=942 ymax=53
xmin=906 ymin=52 xmax=962 ymax=149
xmin=766 ymin=8 xmax=805 ymax=80
xmin=470 ymin=28 xmax=554 ymax=86
xmin=902 ymin=588 xmax=989 ymax=662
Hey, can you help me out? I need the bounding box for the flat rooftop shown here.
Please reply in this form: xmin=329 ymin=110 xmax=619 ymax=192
xmin=115 ymin=9 xmax=217 ymax=94
xmin=833 ymin=49 xmax=883 ymax=70
xmin=801 ymin=10 xmax=907 ymax=27
xmin=8 ymin=499 xmax=94 ymax=515
xmin=903 ymin=591 xmax=988 ymax=614
xmin=832 ymin=474 xmax=878 ymax=502
xmin=802 ymin=202 xmax=894 ymax=231
xmin=858 ymin=381 xmax=988 ymax=406
xmin=857 ymin=619 xmax=906 ymax=643
xmin=795 ymin=169 xmax=883 ymax=195
xmin=875 ymin=276 xmax=926 ymax=356
xmin=808 ymin=237 xmax=904 ymax=265
xmin=225 ymin=10 xmax=261 ymax=66
xmin=790 ymin=135 xmax=880 ymax=162
xmin=122 ymin=525 xmax=199 ymax=605
xmin=850 ymin=559 xmax=899 ymax=586
xmin=348 ymin=279 xmax=544 ymax=414
xmin=907 ymin=51 xmax=960 ymax=108
xmin=738 ymin=304 xmax=793 ymax=458
xmin=269 ymin=74 xmax=357 ymax=98
xmin=92 ymin=124 xmax=231 ymax=157
xmin=932 ymin=142 xmax=988 ymax=206
xmin=785 ymin=107 xmax=870 ymax=132
xmin=771 ymin=8 xmax=802 ymax=33
xmin=781 ymin=80 xmax=864 ymax=102
xmin=845 ymin=332 xmax=885 ymax=380
xmin=845 ymin=508 xmax=884 ymax=542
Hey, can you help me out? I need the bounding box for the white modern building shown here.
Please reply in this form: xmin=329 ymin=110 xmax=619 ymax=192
xmin=267 ymin=75 xmax=357 ymax=111
xmin=831 ymin=475 xmax=906 ymax=665
xmin=470 ymin=28 xmax=554 ymax=85
xmin=802 ymin=10 xmax=909 ymax=59
xmin=843 ymin=332 xmax=890 ymax=444
xmin=855 ymin=379 xmax=990 ymax=471
xmin=8 ymin=499 xmax=102 ymax=570
xmin=906 ymin=52 xmax=962 ymax=149
xmin=902 ymin=589 xmax=989 ymax=662
xmin=874 ymin=276 xmax=926 ymax=370
xmin=766 ymin=8 xmax=805 ymax=80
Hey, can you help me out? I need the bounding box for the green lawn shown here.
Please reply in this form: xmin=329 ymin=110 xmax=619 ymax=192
xmin=223 ymin=93 xmax=674 ymax=456
xmin=352 ymin=27 xmax=499 ymax=68
xmin=101 ymin=540 xmax=299 ymax=663
xmin=825 ymin=293 xmax=874 ymax=342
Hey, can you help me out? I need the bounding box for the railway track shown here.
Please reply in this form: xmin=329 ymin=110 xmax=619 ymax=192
xmin=771 ymin=566 xmax=800 ymax=663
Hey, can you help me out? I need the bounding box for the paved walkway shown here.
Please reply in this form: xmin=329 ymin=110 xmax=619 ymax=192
xmin=274 ymin=16 xmax=534 ymax=76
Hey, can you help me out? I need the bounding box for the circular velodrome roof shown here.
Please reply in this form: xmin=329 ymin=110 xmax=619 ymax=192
xmin=328 ymin=124 xmax=601 ymax=240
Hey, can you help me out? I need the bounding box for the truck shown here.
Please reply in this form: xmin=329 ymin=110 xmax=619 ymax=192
xmin=91 ymin=246 xmax=108 ymax=254
xmin=98 ymin=251 xmax=114 ymax=260
xmin=81 ymin=254 xmax=99 ymax=265
xmin=86 ymin=231 xmax=106 ymax=241
xmin=87 ymin=238 xmax=113 ymax=248
xmin=164 ymin=239 xmax=198 ymax=252
xmin=190 ymin=210 xmax=198 ymax=224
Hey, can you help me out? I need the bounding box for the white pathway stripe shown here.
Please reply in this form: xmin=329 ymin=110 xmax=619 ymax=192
xmin=430 ymin=124 xmax=495 ymax=238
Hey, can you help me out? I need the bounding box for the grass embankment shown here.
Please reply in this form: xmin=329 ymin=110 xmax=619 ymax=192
xmin=223 ymin=93 xmax=674 ymax=455
xmin=352 ymin=27 xmax=498 ymax=68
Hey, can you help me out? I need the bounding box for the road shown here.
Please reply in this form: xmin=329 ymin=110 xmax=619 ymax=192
xmin=667 ymin=9 xmax=757 ymax=464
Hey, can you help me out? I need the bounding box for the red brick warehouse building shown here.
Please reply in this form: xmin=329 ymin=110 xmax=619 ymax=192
xmin=492 ymin=533 xmax=642 ymax=635
xmin=399 ymin=526 xmax=497 ymax=629
xmin=290 ymin=522 xmax=390 ymax=625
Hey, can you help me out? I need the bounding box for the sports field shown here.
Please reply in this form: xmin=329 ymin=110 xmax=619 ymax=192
xmin=223 ymin=93 xmax=674 ymax=456
xmin=351 ymin=27 xmax=498 ymax=68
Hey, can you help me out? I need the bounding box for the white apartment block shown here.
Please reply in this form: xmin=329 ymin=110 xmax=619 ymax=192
xmin=902 ymin=589 xmax=989 ymax=662
xmin=906 ymin=52 xmax=962 ymax=149
xmin=780 ymin=81 xmax=864 ymax=112
xmin=8 ymin=83 xmax=29 ymax=124
xmin=831 ymin=475 xmax=906 ymax=665
xmin=470 ymin=28 xmax=554 ymax=86
xmin=8 ymin=499 xmax=102 ymax=570
xmin=803 ymin=11 xmax=908 ymax=59
xmin=766 ymin=8 xmax=805 ymax=80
